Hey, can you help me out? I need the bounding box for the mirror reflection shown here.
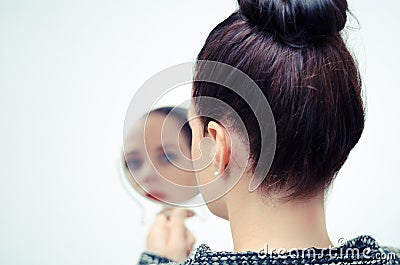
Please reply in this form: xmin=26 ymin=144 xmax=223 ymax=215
xmin=122 ymin=107 xmax=199 ymax=205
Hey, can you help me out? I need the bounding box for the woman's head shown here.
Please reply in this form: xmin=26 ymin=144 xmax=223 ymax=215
xmin=189 ymin=0 xmax=364 ymax=215
xmin=123 ymin=107 xmax=198 ymax=205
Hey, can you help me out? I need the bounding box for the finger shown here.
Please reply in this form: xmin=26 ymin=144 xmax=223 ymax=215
xmin=185 ymin=209 xmax=195 ymax=218
xmin=168 ymin=208 xmax=187 ymax=244
xmin=146 ymin=213 xmax=169 ymax=248
xmin=150 ymin=212 xmax=168 ymax=233
xmin=158 ymin=207 xmax=173 ymax=217
xmin=186 ymin=229 xmax=196 ymax=247
xmin=185 ymin=229 xmax=196 ymax=256
xmin=160 ymin=208 xmax=195 ymax=219
xmin=154 ymin=211 xmax=169 ymax=224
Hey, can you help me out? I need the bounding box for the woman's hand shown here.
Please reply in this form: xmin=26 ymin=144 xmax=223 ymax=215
xmin=146 ymin=208 xmax=196 ymax=262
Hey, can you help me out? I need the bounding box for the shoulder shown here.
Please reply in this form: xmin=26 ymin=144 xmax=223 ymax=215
xmin=137 ymin=245 xmax=210 ymax=265
xmin=345 ymin=235 xmax=400 ymax=264
xmin=137 ymin=244 xmax=219 ymax=265
xmin=138 ymin=237 xmax=400 ymax=265
xmin=379 ymin=245 xmax=400 ymax=263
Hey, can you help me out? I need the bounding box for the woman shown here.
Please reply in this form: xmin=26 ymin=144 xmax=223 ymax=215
xmin=138 ymin=0 xmax=400 ymax=264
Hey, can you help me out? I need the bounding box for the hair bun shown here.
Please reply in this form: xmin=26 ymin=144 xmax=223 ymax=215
xmin=238 ymin=0 xmax=348 ymax=46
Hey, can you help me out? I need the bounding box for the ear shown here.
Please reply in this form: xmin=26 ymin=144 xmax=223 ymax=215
xmin=207 ymin=121 xmax=231 ymax=175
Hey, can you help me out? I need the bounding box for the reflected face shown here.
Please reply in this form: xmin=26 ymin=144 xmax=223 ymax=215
xmin=124 ymin=112 xmax=198 ymax=204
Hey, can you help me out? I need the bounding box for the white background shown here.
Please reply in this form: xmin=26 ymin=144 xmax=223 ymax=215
xmin=0 ymin=0 xmax=399 ymax=264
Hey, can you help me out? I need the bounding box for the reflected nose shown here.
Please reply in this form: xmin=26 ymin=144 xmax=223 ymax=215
xmin=136 ymin=161 xmax=160 ymax=185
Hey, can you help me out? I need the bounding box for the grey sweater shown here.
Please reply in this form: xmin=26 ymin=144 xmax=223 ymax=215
xmin=138 ymin=235 xmax=400 ymax=264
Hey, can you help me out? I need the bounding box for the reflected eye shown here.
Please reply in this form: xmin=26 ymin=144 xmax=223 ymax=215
xmin=160 ymin=152 xmax=178 ymax=164
xmin=126 ymin=159 xmax=142 ymax=170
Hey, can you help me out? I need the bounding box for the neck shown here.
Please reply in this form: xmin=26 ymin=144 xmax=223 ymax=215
xmin=227 ymin=189 xmax=332 ymax=253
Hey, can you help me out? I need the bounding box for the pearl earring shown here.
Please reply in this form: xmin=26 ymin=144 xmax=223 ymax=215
xmin=214 ymin=171 xmax=219 ymax=177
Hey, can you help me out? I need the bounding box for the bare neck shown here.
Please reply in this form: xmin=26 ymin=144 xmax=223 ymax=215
xmin=227 ymin=190 xmax=332 ymax=253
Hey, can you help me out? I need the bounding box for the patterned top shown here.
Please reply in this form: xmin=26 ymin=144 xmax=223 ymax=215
xmin=138 ymin=235 xmax=400 ymax=265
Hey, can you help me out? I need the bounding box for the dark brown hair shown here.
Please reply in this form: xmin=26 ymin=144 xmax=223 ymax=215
xmin=192 ymin=0 xmax=365 ymax=199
